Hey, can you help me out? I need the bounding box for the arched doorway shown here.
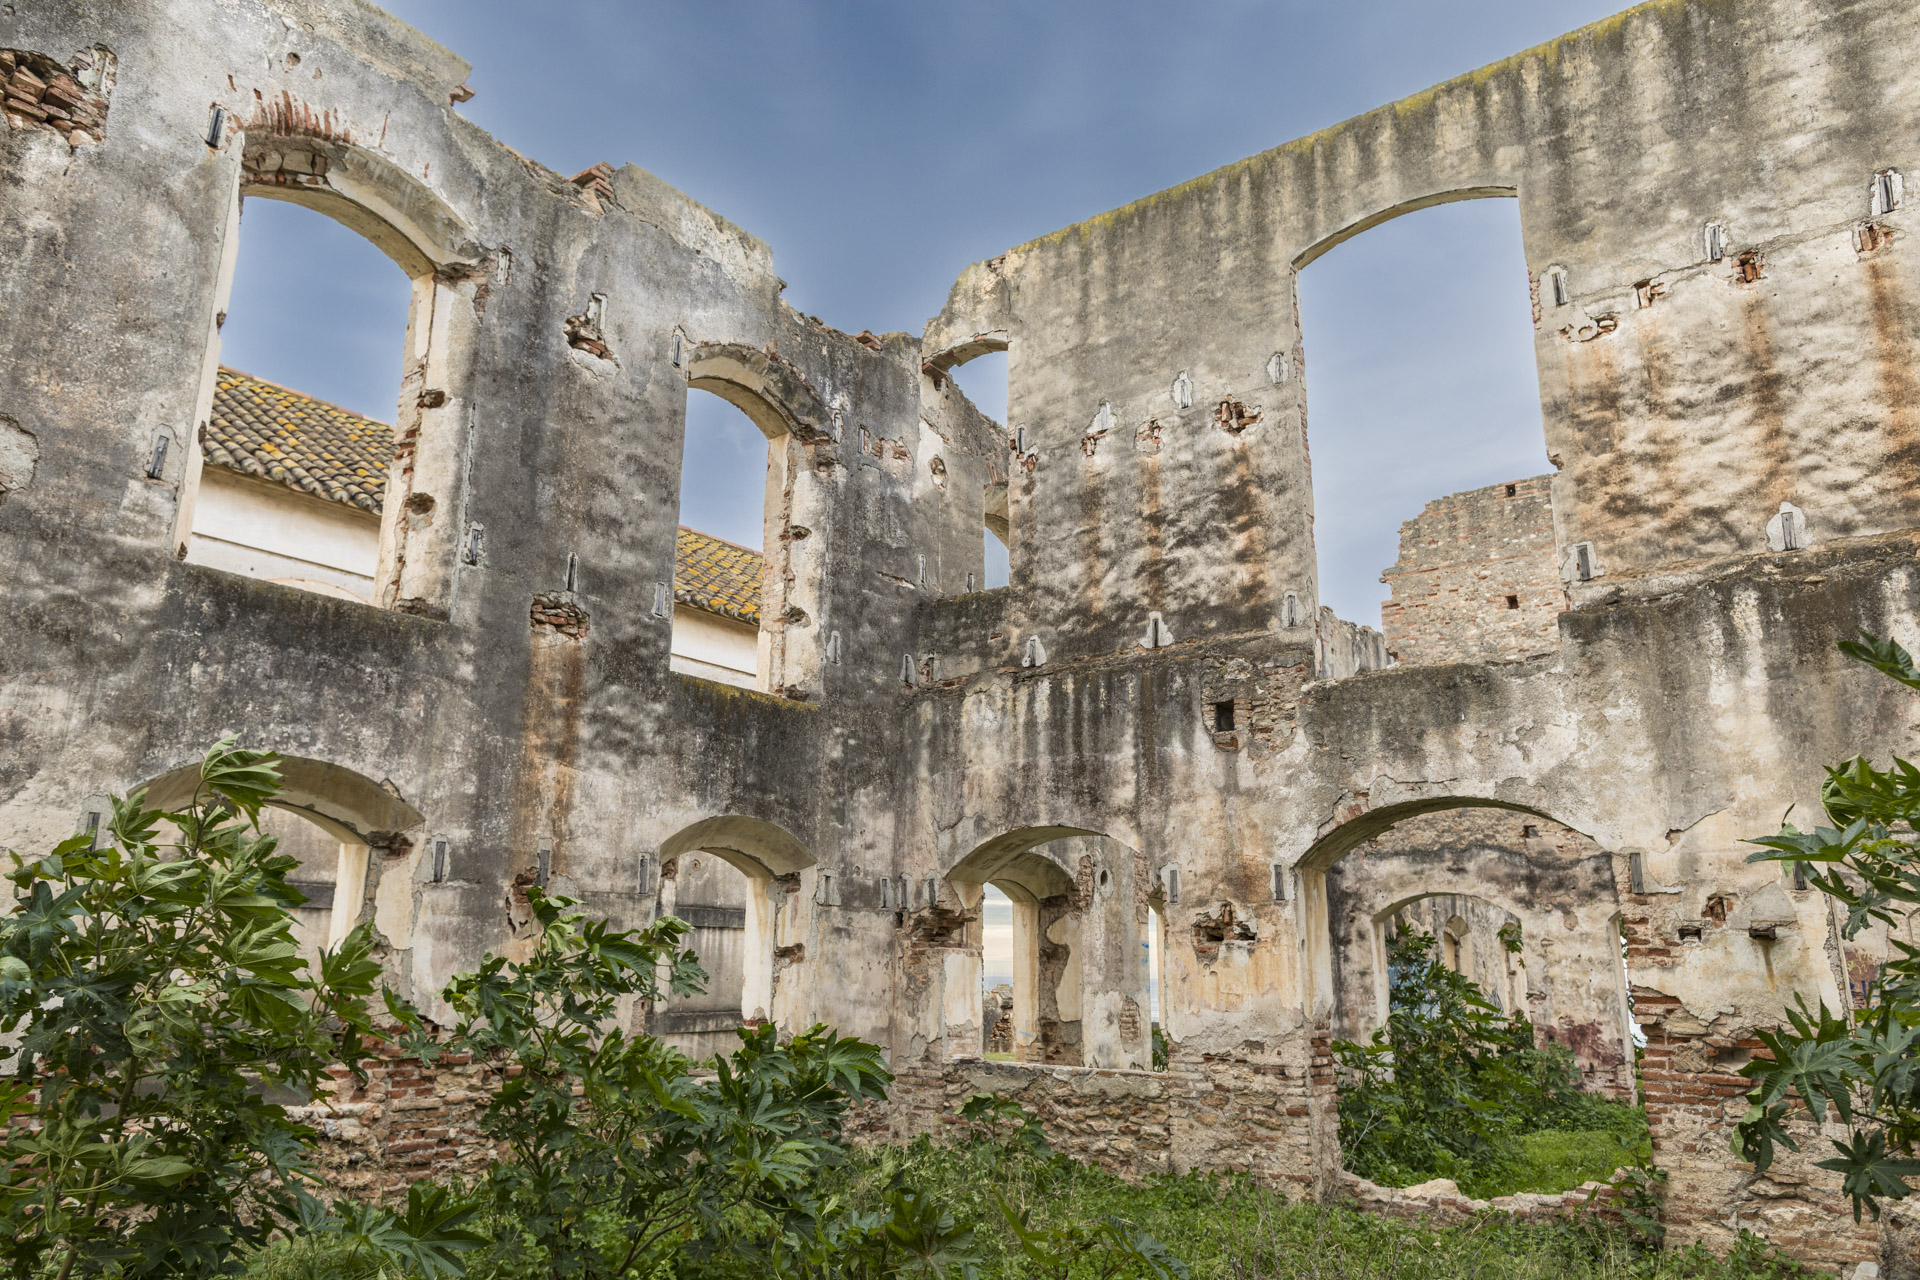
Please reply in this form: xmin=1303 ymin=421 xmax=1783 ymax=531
xmin=653 ymin=815 xmax=815 ymax=1059
xmin=1313 ymin=804 xmax=1635 ymax=1097
xmin=138 ymin=753 xmax=424 ymax=970
xmin=945 ymin=829 xmax=1149 ymax=1069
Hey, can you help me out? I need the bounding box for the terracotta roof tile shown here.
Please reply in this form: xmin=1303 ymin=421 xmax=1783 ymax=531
xmin=201 ymin=367 xmax=391 ymax=512
xmin=674 ymin=527 xmax=761 ymax=624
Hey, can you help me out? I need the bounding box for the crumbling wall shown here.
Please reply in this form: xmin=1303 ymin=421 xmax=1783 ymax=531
xmin=1325 ymin=809 xmax=1631 ymax=1095
xmin=7 ymin=0 xmax=1920 ymax=1272
xmin=1379 ymin=477 xmax=1565 ymax=667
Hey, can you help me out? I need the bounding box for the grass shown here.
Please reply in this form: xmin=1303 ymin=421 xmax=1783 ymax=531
xmin=240 ymin=1126 xmax=1810 ymax=1280
xmin=828 ymin=1131 xmax=1817 ymax=1280
xmin=1490 ymin=1127 xmax=1652 ymax=1199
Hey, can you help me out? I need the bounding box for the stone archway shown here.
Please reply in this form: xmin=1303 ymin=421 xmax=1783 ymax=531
xmin=655 ymin=814 xmax=817 ymax=1054
xmin=945 ymin=828 xmax=1149 ymax=1070
xmin=140 ymin=753 xmax=424 ymax=961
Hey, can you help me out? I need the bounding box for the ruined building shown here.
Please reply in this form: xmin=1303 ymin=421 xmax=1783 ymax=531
xmin=4 ymin=0 xmax=1920 ymax=1271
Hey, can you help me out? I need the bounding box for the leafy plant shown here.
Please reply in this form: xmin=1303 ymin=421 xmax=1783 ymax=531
xmin=1734 ymin=629 xmax=1920 ymax=1220
xmin=1333 ymin=929 xmax=1646 ymax=1197
xmin=957 ymin=1093 xmax=1051 ymax=1159
xmin=0 ymin=740 xmax=471 ymax=1279
xmin=998 ymin=1198 xmax=1189 ymax=1280
xmin=389 ymin=887 xmax=895 ymax=1280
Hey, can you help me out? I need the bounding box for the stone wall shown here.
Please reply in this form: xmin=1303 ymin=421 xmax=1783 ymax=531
xmin=1326 ymin=809 xmax=1632 ymax=1095
xmin=887 ymin=1048 xmax=1336 ymax=1200
xmin=9 ymin=0 xmax=1920 ymax=1273
xmin=1379 ymin=476 xmax=1565 ymax=667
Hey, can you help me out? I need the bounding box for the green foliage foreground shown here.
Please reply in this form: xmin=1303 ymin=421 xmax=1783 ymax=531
xmin=1736 ymin=629 xmax=1920 ymax=1220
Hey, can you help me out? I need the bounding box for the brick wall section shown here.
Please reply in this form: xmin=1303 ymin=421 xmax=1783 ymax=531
xmin=2 ymin=47 xmax=110 ymax=145
xmin=1378 ymin=475 xmax=1566 ymax=667
xmin=300 ymin=1046 xmax=506 ymax=1201
xmin=1621 ymin=884 xmax=1883 ymax=1274
xmin=303 ymin=1035 xmax=1883 ymax=1273
xmin=1632 ymin=987 xmax=1878 ymax=1272
xmin=881 ymin=1035 xmax=1338 ymax=1200
xmin=530 ymin=592 xmax=591 ymax=637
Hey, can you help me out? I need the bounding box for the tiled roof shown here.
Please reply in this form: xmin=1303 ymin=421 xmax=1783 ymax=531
xmin=674 ymin=527 xmax=762 ymax=624
xmin=201 ymin=367 xmax=392 ymax=512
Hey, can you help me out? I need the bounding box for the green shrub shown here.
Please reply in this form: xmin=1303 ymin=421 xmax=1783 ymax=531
xmin=1332 ymin=929 xmax=1650 ymax=1199
xmin=0 ymin=741 xmax=475 ymax=1279
xmin=820 ymin=1126 xmax=1806 ymax=1280
xmin=1734 ymin=629 xmax=1920 ymax=1220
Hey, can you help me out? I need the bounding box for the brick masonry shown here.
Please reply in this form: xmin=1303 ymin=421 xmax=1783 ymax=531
xmin=1 ymin=45 xmax=111 ymax=145
xmin=530 ymin=592 xmax=591 ymax=637
xmin=301 ymin=1046 xmax=504 ymax=1201
xmin=1378 ymin=475 xmax=1566 ymax=667
xmin=307 ymin=1028 xmax=1900 ymax=1275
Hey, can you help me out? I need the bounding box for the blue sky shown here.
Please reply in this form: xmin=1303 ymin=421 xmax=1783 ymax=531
xmin=219 ymin=0 xmax=1631 ymax=627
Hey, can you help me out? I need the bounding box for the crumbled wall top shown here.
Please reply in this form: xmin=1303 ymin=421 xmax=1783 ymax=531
xmin=261 ymin=0 xmax=471 ymax=102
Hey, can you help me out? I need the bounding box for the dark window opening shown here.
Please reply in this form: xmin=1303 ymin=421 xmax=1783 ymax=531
xmin=1504 ymin=483 xmax=1517 ymax=497
xmin=1504 ymin=594 xmax=1520 ymax=610
xmin=1213 ymin=700 xmax=1236 ymax=732
xmin=1678 ymin=925 xmax=1703 ymax=942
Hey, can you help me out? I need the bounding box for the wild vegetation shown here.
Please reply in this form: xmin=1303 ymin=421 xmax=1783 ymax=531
xmin=1331 ymin=929 xmax=1650 ymax=1201
xmin=0 ymin=740 xmax=1817 ymax=1278
xmin=1734 ymin=629 xmax=1920 ymax=1221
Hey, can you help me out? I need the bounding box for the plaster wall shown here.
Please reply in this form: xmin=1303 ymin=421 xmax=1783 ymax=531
xmin=668 ymin=606 xmax=757 ymax=688
xmin=186 ymin=465 xmax=380 ymax=601
xmin=6 ymin=0 xmax=1920 ymax=1270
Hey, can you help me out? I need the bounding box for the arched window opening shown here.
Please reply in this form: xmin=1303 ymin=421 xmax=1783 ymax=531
xmin=951 ymin=350 xmax=1011 ymax=591
xmin=983 ymin=483 xmax=1011 ymax=591
xmin=672 ymin=389 xmax=770 ymax=690
xmin=655 ymin=850 xmax=759 ymax=1060
xmin=946 ymin=831 xmax=1149 ymax=1070
xmin=1296 ymin=199 xmax=1560 ymax=670
xmin=257 ymin=804 xmax=371 ymax=971
xmin=184 ymin=198 xmax=410 ymax=604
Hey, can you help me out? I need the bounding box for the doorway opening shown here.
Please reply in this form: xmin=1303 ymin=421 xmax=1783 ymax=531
xmin=1145 ymin=902 xmax=1167 ymax=1071
xmin=656 ymin=851 xmax=759 ymax=1059
xmin=981 ymin=882 xmax=1019 ymax=1059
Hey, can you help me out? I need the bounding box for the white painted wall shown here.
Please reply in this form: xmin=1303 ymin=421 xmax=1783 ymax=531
xmin=670 ymin=608 xmax=758 ymax=687
xmin=185 ymin=467 xmax=380 ymax=601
